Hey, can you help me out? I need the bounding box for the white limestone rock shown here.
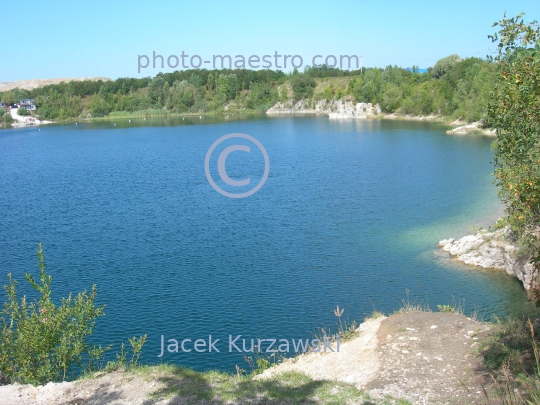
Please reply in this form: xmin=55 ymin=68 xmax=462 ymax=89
xmin=439 ymin=226 xmax=535 ymax=289
xmin=267 ymin=99 xmax=380 ymax=119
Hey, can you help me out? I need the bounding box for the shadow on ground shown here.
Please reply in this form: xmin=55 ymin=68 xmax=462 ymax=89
xmin=140 ymin=367 xmax=372 ymax=405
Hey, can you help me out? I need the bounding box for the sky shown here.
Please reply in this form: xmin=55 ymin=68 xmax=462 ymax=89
xmin=1 ymin=0 xmax=539 ymax=82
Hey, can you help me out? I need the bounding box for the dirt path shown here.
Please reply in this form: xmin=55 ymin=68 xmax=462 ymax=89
xmin=257 ymin=316 xmax=384 ymax=386
xmin=9 ymin=107 xmax=52 ymax=127
xmin=367 ymin=312 xmax=492 ymax=404
xmin=258 ymin=312 xmax=492 ymax=404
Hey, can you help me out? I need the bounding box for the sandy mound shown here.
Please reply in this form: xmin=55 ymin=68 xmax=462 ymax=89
xmin=0 ymin=77 xmax=110 ymax=92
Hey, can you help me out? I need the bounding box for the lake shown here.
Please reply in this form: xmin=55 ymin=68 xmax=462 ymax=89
xmin=0 ymin=115 xmax=528 ymax=371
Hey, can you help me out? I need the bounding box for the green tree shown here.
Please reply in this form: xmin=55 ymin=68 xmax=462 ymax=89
xmin=346 ymin=77 xmax=364 ymax=101
xmin=245 ymin=82 xmax=276 ymax=109
xmin=487 ymin=13 xmax=540 ymax=295
xmin=18 ymin=107 xmax=29 ymax=116
xmin=380 ymin=83 xmax=403 ymax=112
xmin=168 ymin=80 xmax=196 ymax=112
xmin=216 ymin=74 xmax=239 ymax=102
xmin=89 ymin=94 xmax=111 ymax=117
xmin=13 ymin=88 xmax=31 ymax=101
xmin=147 ymin=76 xmax=167 ymax=106
xmin=400 ymin=81 xmax=435 ymax=115
xmin=358 ymin=69 xmax=382 ymax=103
xmin=432 ymin=54 xmax=461 ymax=79
xmin=290 ymin=75 xmax=316 ymax=100
xmin=1 ymin=91 xmax=15 ymax=105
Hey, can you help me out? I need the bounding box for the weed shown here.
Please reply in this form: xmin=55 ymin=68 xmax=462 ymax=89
xmin=437 ymin=305 xmax=456 ymax=313
xmin=394 ymin=290 xmax=430 ymax=314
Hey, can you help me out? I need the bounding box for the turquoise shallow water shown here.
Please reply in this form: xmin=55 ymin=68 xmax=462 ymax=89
xmin=0 ymin=116 xmax=527 ymax=371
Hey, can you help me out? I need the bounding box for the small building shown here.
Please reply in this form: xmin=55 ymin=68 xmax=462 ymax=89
xmin=0 ymin=102 xmax=5 ymax=109
xmin=19 ymin=99 xmax=36 ymax=111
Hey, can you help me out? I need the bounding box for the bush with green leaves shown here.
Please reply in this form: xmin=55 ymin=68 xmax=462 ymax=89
xmin=18 ymin=107 xmax=29 ymax=116
xmin=0 ymin=243 xmax=106 ymax=384
xmin=487 ymin=13 xmax=540 ymax=297
xmin=4 ymin=111 xmax=13 ymax=125
xmin=102 ymin=334 xmax=148 ymax=373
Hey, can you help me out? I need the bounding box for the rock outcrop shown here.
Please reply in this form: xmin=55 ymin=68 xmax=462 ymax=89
xmin=266 ymin=99 xmax=381 ymax=118
xmin=328 ymin=101 xmax=381 ymax=119
xmin=446 ymin=120 xmax=496 ymax=136
xmin=439 ymin=227 xmax=535 ymax=289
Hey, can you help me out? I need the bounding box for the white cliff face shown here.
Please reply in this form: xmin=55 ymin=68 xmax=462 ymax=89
xmin=266 ymin=99 xmax=324 ymax=114
xmin=503 ymin=245 xmax=536 ymax=288
xmin=439 ymin=227 xmax=535 ymax=289
xmin=328 ymin=101 xmax=381 ymax=119
xmin=266 ymin=99 xmax=381 ymax=118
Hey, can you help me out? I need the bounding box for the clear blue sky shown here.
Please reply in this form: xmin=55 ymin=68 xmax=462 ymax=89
xmin=1 ymin=0 xmax=539 ymax=82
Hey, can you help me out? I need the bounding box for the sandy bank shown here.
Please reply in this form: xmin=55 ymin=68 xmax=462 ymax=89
xmin=9 ymin=108 xmax=52 ymax=127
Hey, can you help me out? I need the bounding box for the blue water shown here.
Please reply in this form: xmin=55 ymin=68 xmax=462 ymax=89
xmin=0 ymin=116 xmax=527 ymax=372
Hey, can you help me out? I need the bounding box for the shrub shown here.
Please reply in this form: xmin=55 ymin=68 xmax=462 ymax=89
xmin=0 ymin=243 xmax=106 ymax=384
xmin=380 ymin=83 xmax=403 ymax=113
xmin=18 ymin=107 xmax=29 ymax=116
xmin=3 ymin=112 xmax=14 ymax=125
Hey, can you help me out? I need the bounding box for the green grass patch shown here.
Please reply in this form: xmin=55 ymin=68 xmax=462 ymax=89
xmin=116 ymin=109 xmax=169 ymax=117
xmin=131 ymin=365 xmax=408 ymax=404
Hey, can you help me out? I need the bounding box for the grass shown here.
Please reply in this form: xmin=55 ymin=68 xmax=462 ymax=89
xmin=392 ymin=289 xmax=431 ymax=314
xmin=89 ymin=109 xmax=269 ymax=120
xmin=314 ymin=76 xmax=356 ymax=91
xmin=473 ymin=306 xmax=540 ymax=404
xmin=106 ymin=109 xmax=169 ymax=117
xmin=104 ymin=305 xmax=412 ymax=404
xmin=477 ymin=309 xmax=540 ymax=374
xmin=365 ymin=311 xmax=385 ymax=321
xmin=126 ymin=364 xmax=411 ymax=404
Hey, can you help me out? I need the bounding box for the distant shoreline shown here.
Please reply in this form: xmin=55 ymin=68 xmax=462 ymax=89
xmin=0 ymin=106 xmax=496 ymax=137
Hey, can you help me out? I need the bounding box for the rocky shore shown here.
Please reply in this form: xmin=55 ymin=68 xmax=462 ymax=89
xmin=445 ymin=119 xmax=496 ymax=136
xmin=266 ymin=100 xmax=496 ymax=136
xmin=439 ymin=226 xmax=535 ymax=289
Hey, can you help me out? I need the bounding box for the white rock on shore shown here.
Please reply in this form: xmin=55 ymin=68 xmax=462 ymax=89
xmin=445 ymin=120 xmax=496 ymax=136
xmin=439 ymin=226 xmax=535 ymax=289
xmin=329 ymin=101 xmax=381 ymax=119
xmin=266 ymin=99 xmax=381 ymax=118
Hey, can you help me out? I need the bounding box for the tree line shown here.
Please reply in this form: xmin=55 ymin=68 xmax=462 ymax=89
xmin=0 ymin=57 xmax=497 ymax=122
